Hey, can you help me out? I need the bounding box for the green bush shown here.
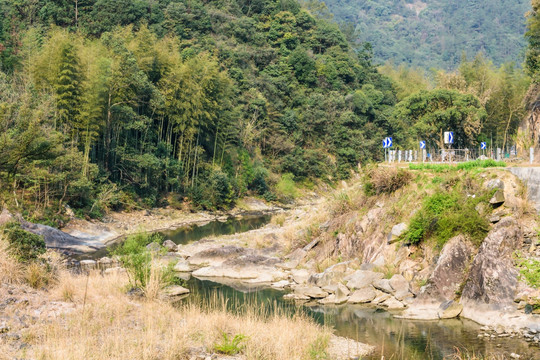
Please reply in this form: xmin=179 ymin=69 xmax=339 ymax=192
xmin=275 ymin=173 xmax=298 ymax=201
xmin=213 ymin=333 xmax=246 ymax=355
xmin=111 ymin=232 xmax=165 ymax=289
xmin=2 ymin=222 xmax=46 ymax=262
xmin=409 ymin=160 xmax=506 ymax=172
xmin=402 ymin=189 xmax=489 ymax=246
xmin=517 ymin=256 xmax=540 ymax=289
xmin=456 ymin=159 xmax=506 ymax=170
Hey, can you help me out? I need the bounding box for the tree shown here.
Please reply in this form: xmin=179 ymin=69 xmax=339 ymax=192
xmin=394 ymin=89 xmax=486 ymax=149
xmin=55 ymin=42 xmax=82 ymax=136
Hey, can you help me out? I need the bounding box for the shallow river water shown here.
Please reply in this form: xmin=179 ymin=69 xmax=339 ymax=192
xmin=89 ymin=215 xmax=540 ymax=359
xmin=184 ymin=277 xmax=540 ymax=360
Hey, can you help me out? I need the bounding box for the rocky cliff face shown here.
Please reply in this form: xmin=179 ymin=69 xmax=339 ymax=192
xmin=420 ymin=235 xmax=475 ymax=302
xmin=461 ymin=217 xmax=522 ymax=307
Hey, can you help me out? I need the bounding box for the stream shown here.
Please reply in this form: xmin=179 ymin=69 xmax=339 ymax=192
xmin=184 ymin=277 xmax=539 ymax=359
xmin=86 ymin=215 xmax=540 ymax=359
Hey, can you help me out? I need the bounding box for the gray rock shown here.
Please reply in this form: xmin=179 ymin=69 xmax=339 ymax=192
xmin=310 ymin=261 xmax=354 ymax=288
xmin=347 ymin=288 xmax=377 ymax=304
xmin=291 ymin=269 xmax=310 ymax=284
xmin=489 ymin=215 xmax=501 ymax=223
xmin=344 ymin=270 xmax=384 ymax=290
xmin=80 ymin=259 xmax=97 ymax=270
xmin=163 ymin=240 xmax=178 ymax=252
xmin=322 ymin=283 xmax=350 ymax=296
xmin=164 ymin=285 xmax=190 ymax=297
xmin=294 ymin=286 xmax=328 ymax=299
xmin=373 ymin=279 xmax=394 ymax=294
xmin=388 ymin=223 xmax=408 ymax=244
xmin=381 ymin=297 xmax=405 ymax=309
xmin=372 ymin=290 xmax=391 ymax=304
xmin=20 ymin=220 xmax=105 ymax=253
xmin=174 ymin=260 xmax=194 ymax=272
xmin=389 ymin=274 xmax=410 ymax=300
xmin=420 ymin=235 xmax=475 ymax=302
xmin=489 ymin=189 xmax=505 ymax=205
xmin=146 ymin=242 xmax=162 ymax=252
xmin=437 ymin=300 xmax=463 ymax=319
xmin=97 ymin=257 xmax=114 ymax=269
xmin=486 ymin=179 xmax=504 ymax=190
xmin=283 ymin=293 xmax=310 ymax=301
xmin=319 ymin=286 xmax=349 ymax=305
xmin=461 ymin=217 xmax=521 ymax=306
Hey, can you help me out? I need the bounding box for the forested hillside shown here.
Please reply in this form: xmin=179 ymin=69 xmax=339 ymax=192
xmin=322 ymin=0 xmax=530 ymax=69
xmin=0 ymin=0 xmax=396 ymax=222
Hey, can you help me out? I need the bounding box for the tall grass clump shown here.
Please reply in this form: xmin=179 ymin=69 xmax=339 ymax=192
xmin=0 ymin=234 xmax=23 ymax=284
xmin=456 ymin=159 xmax=506 ymax=170
xmin=363 ymin=166 xmax=412 ymax=196
xmin=275 ymin=173 xmax=298 ymax=201
xmin=111 ymin=232 xmax=178 ymax=296
xmin=410 ymin=159 xmax=506 ymax=172
xmin=402 ymin=188 xmax=491 ymax=246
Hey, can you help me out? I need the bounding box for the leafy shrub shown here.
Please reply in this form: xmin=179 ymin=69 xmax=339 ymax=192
xmin=517 ymin=256 xmax=540 ymax=289
xmin=409 ymin=160 xmax=506 ymax=172
xmin=213 ymin=333 xmax=246 ymax=355
xmin=111 ymin=232 xmax=166 ymax=290
xmin=402 ymin=190 xmax=489 ymax=246
xmin=2 ymin=222 xmax=46 ymax=262
xmin=363 ymin=166 xmax=412 ymax=195
xmin=248 ymin=166 xmax=270 ymax=195
xmin=456 ymin=159 xmax=506 ymax=170
xmin=275 ymin=173 xmax=298 ymax=201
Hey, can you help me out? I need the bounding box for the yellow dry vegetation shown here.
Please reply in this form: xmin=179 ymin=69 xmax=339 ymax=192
xmin=4 ymin=269 xmax=330 ymax=360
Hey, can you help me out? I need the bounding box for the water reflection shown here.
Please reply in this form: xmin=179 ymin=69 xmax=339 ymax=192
xmin=158 ymin=215 xmax=272 ymax=245
xmin=79 ymin=215 xmax=272 ymax=260
xmin=185 ymin=278 xmax=540 ymax=360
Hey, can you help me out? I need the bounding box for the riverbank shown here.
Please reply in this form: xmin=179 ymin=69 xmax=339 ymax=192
xmin=0 ymin=264 xmax=373 ymax=360
xmin=62 ymin=197 xmax=287 ymax=247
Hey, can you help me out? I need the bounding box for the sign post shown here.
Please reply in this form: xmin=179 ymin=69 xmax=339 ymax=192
xmin=444 ymin=131 xmax=454 ymax=163
xmin=419 ymin=141 xmax=426 ymax=163
xmin=383 ymin=137 xmax=393 ymax=162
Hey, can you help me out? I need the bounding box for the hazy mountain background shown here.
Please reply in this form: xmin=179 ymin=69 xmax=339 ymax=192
xmin=322 ymin=0 xmax=531 ymax=69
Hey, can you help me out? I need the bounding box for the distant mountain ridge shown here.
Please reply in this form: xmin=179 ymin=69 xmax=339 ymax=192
xmin=322 ymin=0 xmax=531 ymax=69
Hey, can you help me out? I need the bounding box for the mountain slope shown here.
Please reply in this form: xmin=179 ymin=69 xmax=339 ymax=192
xmin=323 ymin=0 xmax=530 ymax=69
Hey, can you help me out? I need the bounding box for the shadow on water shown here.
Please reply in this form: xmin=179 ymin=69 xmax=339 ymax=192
xmin=158 ymin=215 xmax=272 ymax=245
xmin=78 ymin=215 xmax=272 ymax=260
xmin=184 ymin=277 xmax=540 ymax=360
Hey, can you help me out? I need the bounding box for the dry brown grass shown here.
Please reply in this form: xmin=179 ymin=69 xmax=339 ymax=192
xmin=365 ymin=166 xmax=412 ymax=195
xmin=0 ymin=236 xmax=23 ymax=284
xmin=27 ymin=270 xmax=331 ymax=360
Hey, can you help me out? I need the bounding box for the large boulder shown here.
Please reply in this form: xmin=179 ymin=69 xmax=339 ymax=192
xmin=309 ymin=261 xmax=355 ymax=288
xmin=188 ymin=245 xmax=247 ymax=267
xmin=347 ymin=287 xmax=377 ymax=304
xmin=344 ymin=270 xmax=384 ymax=290
xmin=420 ymin=235 xmax=475 ymax=302
xmin=387 ymin=223 xmax=408 ymax=244
xmin=293 ymin=285 xmax=328 ymax=299
xmin=20 ymin=220 xmax=105 ymax=253
xmin=162 ymin=240 xmax=178 ymax=252
xmin=489 ymin=190 xmax=505 ymax=205
xmin=461 ymin=217 xmax=522 ymax=307
xmin=381 ymin=297 xmax=406 ymax=310
xmin=389 ymin=274 xmax=412 ymax=301
xmin=437 ymin=300 xmax=463 ymax=319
